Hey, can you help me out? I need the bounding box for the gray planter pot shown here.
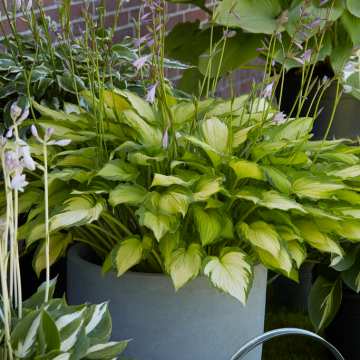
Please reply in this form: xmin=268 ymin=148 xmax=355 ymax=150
xmin=67 ymin=243 xmax=268 ymax=360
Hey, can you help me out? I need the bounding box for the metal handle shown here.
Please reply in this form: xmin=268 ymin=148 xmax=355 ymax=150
xmin=230 ymin=328 xmax=344 ymax=360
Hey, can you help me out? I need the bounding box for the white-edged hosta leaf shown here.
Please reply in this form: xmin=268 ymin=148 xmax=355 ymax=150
xmin=291 ymin=173 xmax=344 ymax=200
xmin=97 ymin=159 xmax=140 ymax=181
xmin=335 ymin=219 xmax=360 ymax=241
xmin=38 ymin=310 xmax=61 ymax=355
xmin=11 ymin=309 xmax=42 ymax=358
xmin=111 ymin=234 xmax=154 ymax=276
xmin=260 ymin=190 xmax=305 ymax=212
xmin=84 ymin=338 xmax=129 ymax=359
xmin=109 ymin=183 xmax=148 ymax=207
xmin=33 ymin=233 xmax=73 ymax=277
xmin=151 ymin=173 xmax=196 ymax=187
xmin=287 ymin=240 xmax=307 ymax=268
xmin=237 ymin=221 xmax=281 ymax=258
xmin=261 ymin=165 xmax=291 ymax=195
xmin=191 ymin=203 xmax=227 ymax=246
xmin=85 ymin=302 xmax=111 ymax=342
xmin=136 ymin=205 xmax=179 ymax=241
xmin=165 ymin=240 xmax=205 ymax=291
xmin=232 ymin=186 xmax=264 ymax=204
xmin=33 ymin=350 xmax=71 ymax=360
xmin=201 ymin=247 xmax=254 ymax=305
xmin=192 ymin=174 xmax=225 ymax=201
xmin=230 ymin=158 xmax=265 ymax=182
xmin=308 ymin=276 xmax=342 ymax=332
xmin=159 ymin=228 xmax=182 ymax=265
xmin=22 ymin=278 xmax=57 ymax=310
xmin=145 ymin=186 xmax=193 ymax=217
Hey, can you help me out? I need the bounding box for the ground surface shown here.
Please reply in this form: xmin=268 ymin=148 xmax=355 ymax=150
xmin=262 ymin=285 xmax=328 ymax=360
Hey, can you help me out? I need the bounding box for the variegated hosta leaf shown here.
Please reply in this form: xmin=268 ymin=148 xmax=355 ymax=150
xmin=335 ymin=189 xmax=360 ymax=205
xmin=23 ymin=278 xmax=58 ymax=310
xmin=302 ymin=204 xmax=341 ymax=220
xmin=261 ymin=165 xmax=291 ymax=195
xmin=259 ymin=210 xmax=300 ymax=237
xmin=33 ymin=233 xmax=73 ymax=277
xmin=84 ymin=338 xmax=129 ymax=359
xmin=201 ymin=247 xmax=254 ymax=305
xmin=291 ymin=173 xmax=345 ymax=200
xmin=259 ymin=190 xmax=305 ymax=212
xmin=330 ymin=202 xmax=360 ymax=219
xmin=314 ymin=217 xmax=341 ymax=233
xmin=159 ymin=228 xmax=182 ymax=265
xmin=38 ymin=310 xmax=61 ymax=355
xmin=230 ymin=158 xmax=265 ymax=182
xmin=191 ymin=203 xmax=227 ymax=246
xmin=192 ymin=174 xmax=225 ymax=201
xmin=127 ymin=148 xmax=166 ymax=166
xmin=33 ymin=350 xmax=71 ymax=360
xmin=335 ymin=218 xmax=360 ymax=241
xmin=342 ymin=250 xmax=360 ymax=293
xmin=237 ymin=221 xmax=281 ymax=258
xmin=295 ymin=220 xmax=343 ymax=257
xmin=328 ymin=164 xmax=360 ymax=180
xmin=183 ymin=116 xmax=230 ymax=156
xmin=287 ymin=240 xmax=307 ymax=268
xmin=264 ymin=117 xmax=313 ymax=141
xmin=136 ymin=205 xmax=180 ymax=241
xmin=232 ymin=186 xmax=264 ymax=204
xmin=97 ymin=159 xmax=140 ymax=181
xmin=85 ymin=302 xmax=111 ymax=342
xmin=144 ymin=186 xmax=194 ymax=217
xmin=232 ymin=124 xmax=259 ymax=148
xmin=165 ymin=240 xmax=205 ymax=291
xmin=254 ymin=246 xmax=297 ymax=281
xmin=71 ymin=179 xmax=113 ymax=195
xmin=50 ymin=196 xmax=106 ymax=232
xmin=11 ymin=309 xmax=42 ymax=358
xmin=51 ymin=304 xmax=87 ymax=352
xmin=308 ymin=276 xmax=342 ymax=332
xmin=109 ymin=183 xmax=148 ymax=207
xmin=151 ymin=173 xmax=196 ymax=187
xmin=111 ymin=234 xmax=154 ymax=276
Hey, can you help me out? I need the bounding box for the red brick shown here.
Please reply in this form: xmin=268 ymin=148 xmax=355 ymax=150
xmin=166 ymin=2 xmax=177 ymax=14
xmin=185 ymin=9 xmax=207 ymax=22
xmin=241 ymin=80 xmax=253 ymax=94
xmin=166 ymin=14 xmax=183 ymax=30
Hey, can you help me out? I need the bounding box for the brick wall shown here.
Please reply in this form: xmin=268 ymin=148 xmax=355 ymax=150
xmin=0 ymin=0 xmax=264 ymax=98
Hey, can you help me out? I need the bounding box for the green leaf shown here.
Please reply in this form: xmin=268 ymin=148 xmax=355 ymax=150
xmin=34 ymin=350 xmax=70 ymax=360
xmin=111 ymin=44 xmax=138 ymax=61
xmin=264 ymin=117 xmax=313 ymax=141
xmin=287 ymin=240 xmax=307 ymax=268
xmin=291 ymin=173 xmax=344 ymax=200
xmin=33 ymin=233 xmax=73 ymax=277
xmin=136 ymin=205 xmax=180 ymax=241
xmin=232 ymin=186 xmax=264 ymax=204
xmin=335 ymin=218 xmax=360 ymax=241
xmin=342 ymin=249 xmax=360 ymax=293
xmin=151 ymin=173 xmax=197 ymax=187
xmin=191 ymin=203 xmax=227 ymax=246
xmin=11 ymin=309 xmax=42 ymax=358
xmin=340 ymin=10 xmax=360 ymax=48
xmin=260 ymin=190 xmax=305 ymax=212
xmin=128 ymin=148 xmax=166 ymax=166
xmin=230 ymin=158 xmax=265 ymax=182
xmin=85 ymin=302 xmax=111 ymax=342
xmin=216 ymin=0 xmax=282 ymax=34
xmin=49 ymin=168 xmax=94 ymax=184
xmin=145 ymin=186 xmax=193 ymax=217
xmin=233 ymin=124 xmax=260 ymax=148
xmin=85 ymin=338 xmax=129 ymax=359
xmin=159 ymin=228 xmax=182 ymax=265
xmin=165 ymin=240 xmax=205 ymax=291
xmin=202 ymin=247 xmax=254 ymax=305
xmin=22 ymin=278 xmax=57 ymax=310
xmin=347 ymin=0 xmax=360 ymax=17
xmin=97 ymin=159 xmax=140 ymax=181
xmin=56 ymin=73 xmax=86 ymax=94
xmin=328 ymin=165 xmax=360 ymax=180
xmin=261 ymin=165 xmax=291 ymax=195
xmin=237 ymin=221 xmax=281 ymax=258
xmin=111 ymin=234 xmax=154 ymax=276
xmin=38 ymin=310 xmax=61 ymax=355
xmin=308 ymin=276 xmax=342 ymax=332
xmin=192 ymin=174 xmax=225 ymax=201
xmin=331 ymin=243 xmax=360 ymax=271
xmin=18 ymin=189 xmax=43 ymax=214
xmin=71 ymin=179 xmax=113 ymax=195
xmin=109 ymin=183 xmax=148 ymax=207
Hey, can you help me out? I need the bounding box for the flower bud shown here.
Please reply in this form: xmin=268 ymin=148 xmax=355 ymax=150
xmin=10 ymin=105 xmax=22 ymax=122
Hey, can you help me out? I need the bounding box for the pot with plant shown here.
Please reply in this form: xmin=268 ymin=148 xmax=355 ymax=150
xmin=6 ymin=1 xmax=360 ymax=360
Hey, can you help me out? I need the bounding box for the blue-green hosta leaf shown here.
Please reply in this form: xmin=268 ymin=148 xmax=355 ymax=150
xmin=123 ymin=109 xmax=162 ymax=147
xmin=85 ymin=302 xmax=111 ymax=342
xmin=287 ymin=241 xmax=307 ymax=268
xmin=261 ymin=165 xmax=291 ymax=195
xmin=109 ymin=183 xmax=148 ymax=207
xmin=111 ymin=234 xmax=154 ymax=276
xmin=34 ymin=350 xmax=71 ymax=360
xmin=216 ymin=0 xmax=282 ymax=34
xmin=230 ymin=159 xmax=265 ymax=182
xmin=202 ymin=247 xmax=254 ymax=305
xmin=335 ymin=218 xmax=360 ymax=241
xmin=85 ymin=338 xmax=129 ymax=359
xmin=192 ymin=174 xmax=225 ymax=201
xmin=136 ymin=205 xmax=180 ymax=241
xmin=33 ymin=233 xmax=73 ymax=277
xmin=11 ymin=309 xmax=42 ymax=358
xmin=127 ymin=148 xmax=167 ymax=166
xmin=238 ymin=221 xmax=281 ymax=258
xmin=159 ymin=228 xmax=182 ymax=265
xmin=151 ymin=173 xmax=197 ymax=187
xmin=51 ymin=304 xmax=87 ymax=352
xmin=145 ymin=186 xmax=194 ymax=217
xmin=191 ymin=203 xmax=227 ymax=246
xmin=264 ymin=117 xmax=313 ymax=141
xmin=232 ymin=187 xmax=264 ymax=204
xmin=164 ymin=240 xmax=205 ymax=291
xmin=308 ymin=275 xmax=342 ymax=332
xmin=50 ymin=197 xmax=106 ymax=231
xmin=291 ymin=173 xmax=345 ymax=200
xmin=260 ymin=190 xmax=305 ymax=213
xmin=97 ymin=159 xmax=140 ymax=181
xmin=254 ymin=246 xmax=297 ymax=281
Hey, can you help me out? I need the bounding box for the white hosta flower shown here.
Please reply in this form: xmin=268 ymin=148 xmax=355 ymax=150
xmin=4 ymin=150 xmax=19 ymax=173
xmin=20 ymin=145 xmax=36 ymax=171
xmin=54 ymin=139 xmax=71 ymax=146
xmin=343 ymin=85 xmax=353 ymax=93
xmin=11 ymin=174 xmax=28 ymax=192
